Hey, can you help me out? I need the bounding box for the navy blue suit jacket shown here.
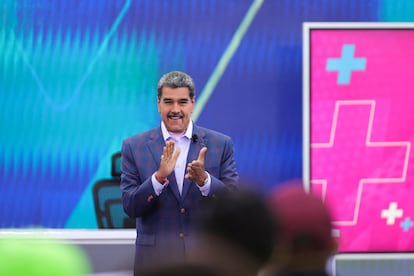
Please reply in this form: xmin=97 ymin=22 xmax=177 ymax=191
xmin=120 ymin=124 xmax=238 ymax=265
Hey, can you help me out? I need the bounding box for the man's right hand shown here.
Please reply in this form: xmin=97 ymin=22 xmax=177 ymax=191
xmin=155 ymin=140 xmax=181 ymax=183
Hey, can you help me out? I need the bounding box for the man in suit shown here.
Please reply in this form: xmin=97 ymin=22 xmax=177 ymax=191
xmin=120 ymin=71 xmax=239 ymax=270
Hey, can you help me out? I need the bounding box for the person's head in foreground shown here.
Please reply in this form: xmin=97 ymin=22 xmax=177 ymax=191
xmin=192 ymin=188 xmax=279 ymax=276
xmin=264 ymin=181 xmax=336 ymax=275
xmin=135 ymin=187 xmax=279 ymax=276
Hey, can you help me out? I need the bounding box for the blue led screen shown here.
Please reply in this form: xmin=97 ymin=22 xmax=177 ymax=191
xmin=1 ymin=0 xmax=411 ymax=228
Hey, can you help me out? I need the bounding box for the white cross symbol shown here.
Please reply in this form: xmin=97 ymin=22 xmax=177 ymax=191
xmin=381 ymin=202 xmax=403 ymax=225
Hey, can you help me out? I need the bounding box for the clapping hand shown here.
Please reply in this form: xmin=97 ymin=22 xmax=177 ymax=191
xmin=185 ymin=147 xmax=208 ymax=186
xmin=155 ymin=141 xmax=181 ymax=183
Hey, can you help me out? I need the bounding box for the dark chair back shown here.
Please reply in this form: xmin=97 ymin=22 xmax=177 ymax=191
xmin=92 ymin=152 xmax=135 ymax=228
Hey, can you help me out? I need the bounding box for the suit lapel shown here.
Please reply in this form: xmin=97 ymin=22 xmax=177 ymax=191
xmin=167 ymin=173 xmax=180 ymax=200
xmin=181 ymin=126 xmax=206 ymax=200
xmin=147 ymin=128 xmax=165 ymax=165
xmin=181 ymin=145 xmax=199 ymax=200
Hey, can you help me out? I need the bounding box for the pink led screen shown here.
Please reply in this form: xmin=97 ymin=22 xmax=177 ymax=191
xmin=307 ymin=25 xmax=414 ymax=252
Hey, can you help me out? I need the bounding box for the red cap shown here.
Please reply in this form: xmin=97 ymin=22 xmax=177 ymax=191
xmin=268 ymin=182 xmax=334 ymax=253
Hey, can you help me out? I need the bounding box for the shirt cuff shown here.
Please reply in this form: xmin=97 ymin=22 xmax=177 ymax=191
xmin=152 ymin=173 xmax=167 ymax=196
xmin=197 ymin=172 xmax=211 ymax=196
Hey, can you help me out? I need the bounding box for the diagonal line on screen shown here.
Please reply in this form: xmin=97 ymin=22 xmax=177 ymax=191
xmin=12 ymin=0 xmax=132 ymax=111
xmin=192 ymin=0 xmax=264 ymax=122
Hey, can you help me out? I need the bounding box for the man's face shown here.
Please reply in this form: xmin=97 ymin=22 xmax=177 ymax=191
xmin=158 ymin=86 xmax=194 ymax=133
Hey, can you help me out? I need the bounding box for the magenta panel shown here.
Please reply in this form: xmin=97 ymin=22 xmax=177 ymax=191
xmin=310 ymin=29 xmax=414 ymax=252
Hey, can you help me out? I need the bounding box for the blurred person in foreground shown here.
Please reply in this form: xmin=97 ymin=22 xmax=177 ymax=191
xmin=0 ymin=236 xmax=91 ymax=276
xmin=135 ymin=187 xmax=279 ymax=276
xmin=120 ymin=71 xmax=239 ymax=271
xmin=262 ymin=181 xmax=337 ymax=276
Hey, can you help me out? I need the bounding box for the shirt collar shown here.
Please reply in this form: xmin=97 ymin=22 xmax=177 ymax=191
xmin=161 ymin=120 xmax=193 ymax=141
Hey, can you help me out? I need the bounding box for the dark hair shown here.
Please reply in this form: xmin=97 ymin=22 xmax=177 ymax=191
xmin=197 ymin=188 xmax=279 ymax=265
xmin=157 ymin=71 xmax=195 ymax=100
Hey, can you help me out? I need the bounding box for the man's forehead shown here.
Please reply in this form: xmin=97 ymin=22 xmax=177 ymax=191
xmin=162 ymin=86 xmax=190 ymax=95
xmin=161 ymin=90 xmax=191 ymax=99
xmin=161 ymin=95 xmax=191 ymax=100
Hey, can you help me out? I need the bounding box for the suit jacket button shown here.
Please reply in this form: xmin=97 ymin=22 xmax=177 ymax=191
xmin=179 ymin=233 xmax=184 ymax=238
xmin=180 ymin=208 xmax=185 ymax=214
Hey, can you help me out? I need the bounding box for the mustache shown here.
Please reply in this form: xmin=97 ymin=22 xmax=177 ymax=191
xmin=167 ymin=112 xmax=184 ymax=119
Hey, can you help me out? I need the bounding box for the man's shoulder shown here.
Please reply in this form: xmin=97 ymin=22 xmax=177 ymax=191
xmin=123 ymin=127 xmax=160 ymax=143
xmin=196 ymin=126 xmax=231 ymax=141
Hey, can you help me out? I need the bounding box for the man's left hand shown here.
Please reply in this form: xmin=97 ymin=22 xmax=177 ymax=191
xmin=185 ymin=147 xmax=208 ymax=186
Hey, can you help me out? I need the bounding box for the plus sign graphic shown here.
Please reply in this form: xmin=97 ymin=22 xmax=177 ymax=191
xmin=309 ymin=28 xmax=414 ymax=252
xmin=311 ymin=100 xmax=410 ymax=226
xmin=400 ymin=217 xmax=414 ymax=232
xmin=381 ymin=202 xmax=403 ymax=225
xmin=326 ymin=44 xmax=367 ymax=85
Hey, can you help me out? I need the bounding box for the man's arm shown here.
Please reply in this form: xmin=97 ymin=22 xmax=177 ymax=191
xmin=120 ymin=139 xmax=157 ymax=218
xmin=209 ymin=137 xmax=239 ymax=193
xmin=120 ymin=138 xmax=181 ymax=218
